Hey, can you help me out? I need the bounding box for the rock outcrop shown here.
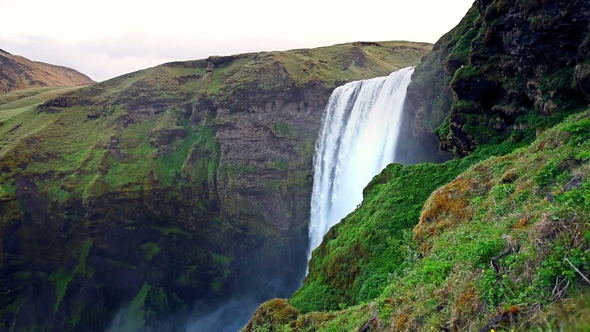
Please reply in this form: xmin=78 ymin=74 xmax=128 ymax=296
xmin=406 ymin=0 xmax=590 ymax=157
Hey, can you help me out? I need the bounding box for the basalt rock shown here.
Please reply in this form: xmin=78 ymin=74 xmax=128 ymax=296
xmin=407 ymin=0 xmax=590 ymax=157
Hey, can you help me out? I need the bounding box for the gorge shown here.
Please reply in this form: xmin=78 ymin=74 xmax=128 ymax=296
xmin=0 ymin=42 xmax=432 ymax=331
xmin=2 ymin=0 xmax=590 ymax=330
xmin=185 ymin=66 xmax=423 ymax=330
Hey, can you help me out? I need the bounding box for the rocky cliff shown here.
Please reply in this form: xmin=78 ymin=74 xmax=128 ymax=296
xmin=0 ymin=41 xmax=431 ymax=331
xmin=406 ymin=0 xmax=590 ymax=156
xmin=0 ymin=49 xmax=94 ymax=94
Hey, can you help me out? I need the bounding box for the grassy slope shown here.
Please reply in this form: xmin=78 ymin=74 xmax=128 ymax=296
xmin=0 ymin=86 xmax=90 ymax=121
xmin=244 ymin=111 xmax=590 ymax=331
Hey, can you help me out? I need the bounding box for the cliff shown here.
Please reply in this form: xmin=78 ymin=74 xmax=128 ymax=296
xmin=407 ymin=0 xmax=590 ymax=157
xmin=0 ymin=41 xmax=431 ymax=331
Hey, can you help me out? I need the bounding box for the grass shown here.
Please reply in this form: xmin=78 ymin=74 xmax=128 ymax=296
xmin=248 ymin=110 xmax=590 ymax=331
xmin=117 ymin=283 xmax=151 ymax=331
xmin=0 ymin=86 xmax=91 ymax=121
xmin=0 ymin=40 xmax=430 ymax=206
xmin=139 ymin=242 xmax=161 ymax=260
xmin=49 ymin=239 xmax=94 ymax=313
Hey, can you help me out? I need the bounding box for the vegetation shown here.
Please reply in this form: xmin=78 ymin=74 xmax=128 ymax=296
xmin=245 ymin=110 xmax=590 ymax=331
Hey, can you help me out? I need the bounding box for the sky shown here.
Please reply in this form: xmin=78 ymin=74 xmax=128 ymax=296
xmin=1 ymin=0 xmax=475 ymax=82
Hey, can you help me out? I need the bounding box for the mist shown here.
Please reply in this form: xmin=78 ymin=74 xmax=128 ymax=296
xmin=105 ymin=276 xmax=303 ymax=332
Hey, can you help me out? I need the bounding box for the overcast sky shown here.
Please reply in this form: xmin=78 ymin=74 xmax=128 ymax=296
xmin=1 ymin=0 xmax=474 ymax=82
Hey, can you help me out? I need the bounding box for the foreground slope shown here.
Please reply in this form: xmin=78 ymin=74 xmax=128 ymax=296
xmin=0 ymin=49 xmax=94 ymax=94
xmin=245 ymin=109 xmax=590 ymax=332
xmin=0 ymin=41 xmax=431 ymax=331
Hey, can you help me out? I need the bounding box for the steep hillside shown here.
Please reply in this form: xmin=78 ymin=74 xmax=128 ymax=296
xmin=244 ymin=109 xmax=590 ymax=332
xmin=0 ymin=41 xmax=431 ymax=331
xmin=0 ymin=49 xmax=95 ymax=94
xmin=0 ymin=86 xmax=90 ymax=121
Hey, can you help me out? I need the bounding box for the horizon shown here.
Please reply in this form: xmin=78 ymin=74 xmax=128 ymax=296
xmin=1 ymin=0 xmax=474 ymax=82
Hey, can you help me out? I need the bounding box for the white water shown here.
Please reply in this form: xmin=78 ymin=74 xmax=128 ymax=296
xmin=307 ymin=67 xmax=414 ymax=259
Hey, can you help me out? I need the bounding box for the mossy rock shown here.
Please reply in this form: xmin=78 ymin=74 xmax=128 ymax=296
xmin=242 ymin=299 xmax=299 ymax=332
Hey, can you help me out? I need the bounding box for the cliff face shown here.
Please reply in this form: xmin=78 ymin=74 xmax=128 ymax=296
xmin=0 ymin=41 xmax=431 ymax=331
xmin=0 ymin=49 xmax=95 ymax=94
xmin=406 ymin=0 xmax=590 ymax=156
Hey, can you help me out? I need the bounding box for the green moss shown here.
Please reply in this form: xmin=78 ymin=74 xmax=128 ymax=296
xmin=434 ymin=115 xmax=452 ymax=139
xmin=209 ymin=252 xmax=233 ymax=292
xmin=148 ymin=287 xmax=169 ymax=312
xmin=212 ymin=252 xmax=232 ymax=277
xmin=451 ymin=64 xmax=479 ymax=85
xmin=150 ymin=226 xmax=190 ymax=236
xmin=445 ymin=28 xmax=480 ymax=70
xmin=139 ymin=242 xmax=161 ymax=260
xmin=49 ymin=239 xmax=94 ymax=313
xmin=177 ymin=124 xmax=220 ymax=189
xmin=118 ymin=283 xmax=151 ymax=332
xmin=4 ymin=297 xmax=25 ymax=332
xmin=211 ymin=280 xmax=223 ymax=292
xmin=242 ymin=299 xmax=299 ymax=332
xmin=270 ymin=123 xmax=295 ymax=138
xmin=292 ymin=155 xmax=481 ymax=312
xmin=267 ymin=160 xmax=289 ymax=171
xmin=50 ymin=268 xmax=70 ymax=314
xmin=74 ymin=239 xmax=93 ymax=277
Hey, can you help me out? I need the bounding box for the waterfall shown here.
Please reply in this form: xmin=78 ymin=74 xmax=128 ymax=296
xmin=307 ymin=67 xmax=414 ymax=258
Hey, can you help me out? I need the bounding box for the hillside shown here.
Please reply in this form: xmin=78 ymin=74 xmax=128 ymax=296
xmin=245 ymin=110 xmax=590 ymax=331
xmin=244 ymin=0 xmax=590 ymax=331
xmin=0 ymin=49 xmax=94 ymax=94
xmin=0 ymin=86 xmax=91 ymax=122
xmin=0 ymin=41 xmax=431 ymax=331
